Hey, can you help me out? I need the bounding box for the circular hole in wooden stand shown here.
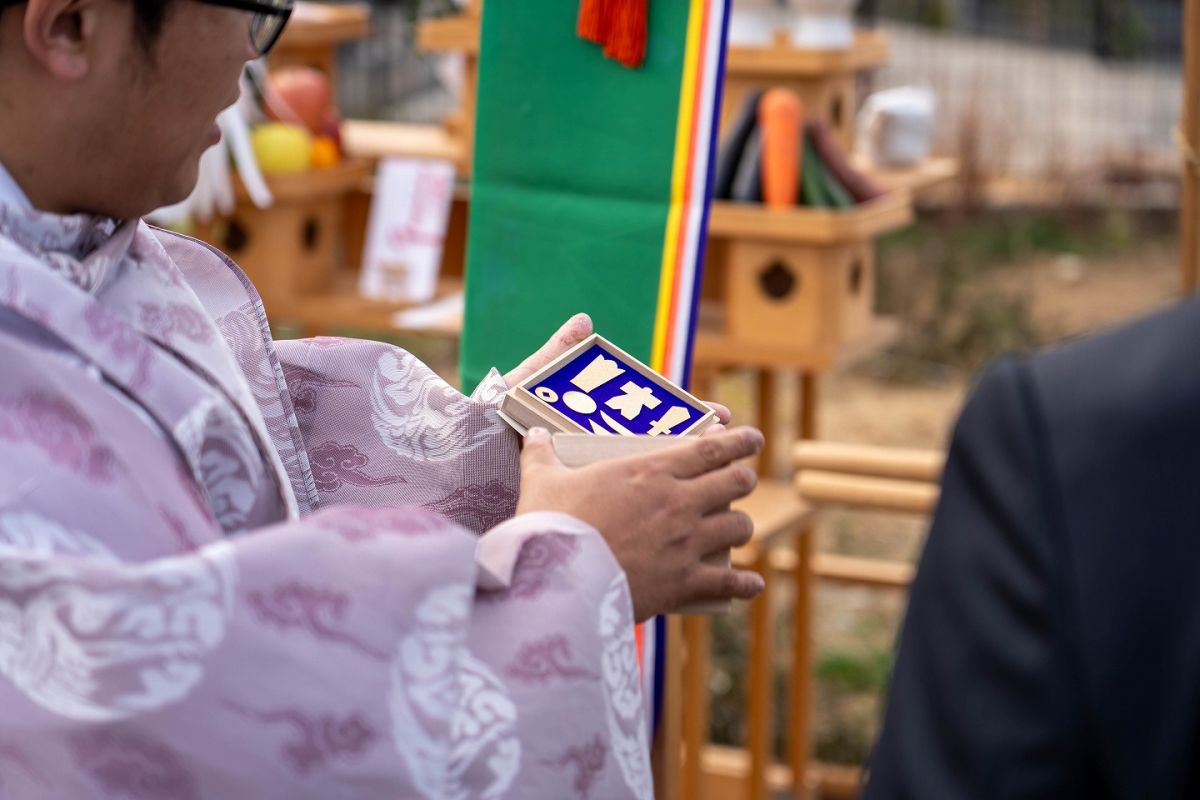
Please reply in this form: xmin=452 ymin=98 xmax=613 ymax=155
xmin=302 ymin=217 xmax=321 ymax=252
xmin=759 ymin=260 xmax=798 ymax=300
xmin=849 ymin=259 xmax=864 ymax=295
xmin=223 ymin=219 xmax=248 ymax=253
xmin=829 ymin=93 xmax=846 ymax=129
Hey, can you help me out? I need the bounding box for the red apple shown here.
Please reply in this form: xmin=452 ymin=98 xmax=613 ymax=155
xmin=267 ymin=67 xmax=332 ymax=135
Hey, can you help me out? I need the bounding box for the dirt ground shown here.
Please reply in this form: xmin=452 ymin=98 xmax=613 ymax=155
xmin=818 ymin=237 xmax=1179 ymax=557
xmin=795 ymin=234 xmax=1181 ymax=764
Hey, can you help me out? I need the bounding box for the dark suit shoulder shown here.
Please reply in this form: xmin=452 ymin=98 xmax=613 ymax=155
xmin=1022 ymin=296 xmax=1200 ymax=544
xmin=1028 ymin=296 xmax=1200 ymax=447
xmin=865 ymin=299 xmax=1200 ymax=800
xmin=1019 ymin=296 xmax=1200 ymax=797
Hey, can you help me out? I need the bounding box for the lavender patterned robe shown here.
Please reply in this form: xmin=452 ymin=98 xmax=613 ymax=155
xmin=0 ymin=208 xmax=652 ymax=799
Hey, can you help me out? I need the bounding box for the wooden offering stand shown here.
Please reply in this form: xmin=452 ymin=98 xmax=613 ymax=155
xmin=196 ymin=3 xmax=472 ymax=339
xmin=197 ymin=160 xmax=371 ymax=322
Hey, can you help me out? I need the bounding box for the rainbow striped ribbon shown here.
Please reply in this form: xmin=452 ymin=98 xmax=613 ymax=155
xmin=642 ymin=0 xmax=731 ymax=730
xmin=464 ymin=0 xmax=733 ymax=736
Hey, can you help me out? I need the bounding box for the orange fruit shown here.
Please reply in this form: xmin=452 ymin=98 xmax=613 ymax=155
xmin=310 ymin=136 xmax=341 ymax=170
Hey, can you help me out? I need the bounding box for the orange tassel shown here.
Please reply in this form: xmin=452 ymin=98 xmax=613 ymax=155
xmin=603 ymin=0 xmax=648 ymax=68
xmin=577 ymin=0 xmax=613 ymax=45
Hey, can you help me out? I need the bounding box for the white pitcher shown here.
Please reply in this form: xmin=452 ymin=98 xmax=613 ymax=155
xmin=788 ymin=0 xmax=856 ymax=50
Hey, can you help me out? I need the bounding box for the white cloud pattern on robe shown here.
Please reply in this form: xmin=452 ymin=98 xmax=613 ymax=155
xmin=174 ymin=396 xmax=263 ymax=531
xmin=371 ymin=351 xmax=505 ymax=463
xmin=390 ymin=584 xmax=521 ymax=799
xmin=599 ymin=574 xmax=654 ymax=800
xmin=0 ymin=512 xmax=236 ymax=722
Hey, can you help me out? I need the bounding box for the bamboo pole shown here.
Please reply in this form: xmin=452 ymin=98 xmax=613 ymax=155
xmin=1182 ymin=0 xmax=1200 ymax=293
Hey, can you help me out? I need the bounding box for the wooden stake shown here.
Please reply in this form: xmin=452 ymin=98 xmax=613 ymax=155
xmin=746 ymin=551 xmax=775 ymax=800
xmin=788 ymin=532 xmax=815 ymax=799
xmin=788 ymin=373 xmax=819 ymax=798
xmin=682 ymin=616 xmax=713 ymax=800
xmin=653 ymin=615 xmax=685 ymax=800
xmin=755 ymin=370 xmax=781 ymax=478
xmin=1183 ymin=0 xmax=1200 ymax=293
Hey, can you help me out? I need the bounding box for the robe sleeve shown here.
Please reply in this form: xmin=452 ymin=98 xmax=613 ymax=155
xmin=0 ymin=342 xmax=653 ymax=800
xmin=274 ymin=337 xmax=521 ymax=534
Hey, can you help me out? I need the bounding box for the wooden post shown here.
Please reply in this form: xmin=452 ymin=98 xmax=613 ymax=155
xmin=653 ymin=615 xmax=685 ymax=800
xmin=1182 ymin=0 xmax=1200 ymax=293
xmin=682 ymin=364 xmax=717 ymax=800
xmin=756 ymin=370 xmax=781 ymax=478
xmin=799 ymin=372 xmax=818 ymax=441
xmin=682 ymin=616 xmax=713 ymax=800
xmin=788 ymin=372 xmax=819 ymax=798
xmin=746 ymin=551 xmax=775 ymax=800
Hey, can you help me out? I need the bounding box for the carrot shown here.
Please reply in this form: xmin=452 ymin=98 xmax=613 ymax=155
xmin=758 ymin=88 xmax=803 ymax=208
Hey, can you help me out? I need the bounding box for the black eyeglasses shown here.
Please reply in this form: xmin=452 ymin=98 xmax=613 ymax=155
xmin=0 ymin=0 xmax=294 ymax=56
xmin=1 ymin=0 xmax=295 ymax=56
xmin=195 ymin=0 xmax=294 ymax=56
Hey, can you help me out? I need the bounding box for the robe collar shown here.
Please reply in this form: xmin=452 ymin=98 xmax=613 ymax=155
xmin=0 ymin=160 xmax=32 ymax=212
xmin=0 ymin=172 xmax=300 ymax=529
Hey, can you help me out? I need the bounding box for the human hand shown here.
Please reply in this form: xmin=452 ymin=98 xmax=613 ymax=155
xmin=516 ymin=426 xmax=767 ymax=621
xmin=503 ymin=313 xmax=594 ymax=389
xmin=701 ymin=401 xmax=732 ymax=435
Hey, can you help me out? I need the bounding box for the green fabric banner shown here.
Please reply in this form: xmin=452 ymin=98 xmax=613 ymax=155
xmin=462 ymin=1 xmax=698 ymax=388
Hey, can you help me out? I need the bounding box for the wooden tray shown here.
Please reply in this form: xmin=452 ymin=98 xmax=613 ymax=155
xmin=708 ymin=191 xmax=914 ymax=246
xmin=417 ymin=14 xmax=887 ymax=83
xmin=279 ymin=2 xmax=371 ymax=49
xmin=724 ymin=30 xmax=889 ymax=77
xmin=234 ymin=158 xmax=372 ymax=204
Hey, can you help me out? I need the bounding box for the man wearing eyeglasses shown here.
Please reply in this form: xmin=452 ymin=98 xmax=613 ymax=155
xmin=0 ymin=2 xmax=765 ymax=798
xmin=0 ymin=0 xmax=290 ymax=217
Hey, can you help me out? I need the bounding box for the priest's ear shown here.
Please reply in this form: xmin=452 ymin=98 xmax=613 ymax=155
xmin=19 ymin=0 xmax=106 ymax=80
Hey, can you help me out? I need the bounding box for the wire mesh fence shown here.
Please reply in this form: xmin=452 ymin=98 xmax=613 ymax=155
xmin=332 ymin=0 xmax=462 ymax=124
xmin=328 ymin=0 xmax=1185 ymax=204
xmin=860 ymin=0 xmax=1183 ymax=203
xmin=860 ymin=0 xmax=1182 ymax=61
